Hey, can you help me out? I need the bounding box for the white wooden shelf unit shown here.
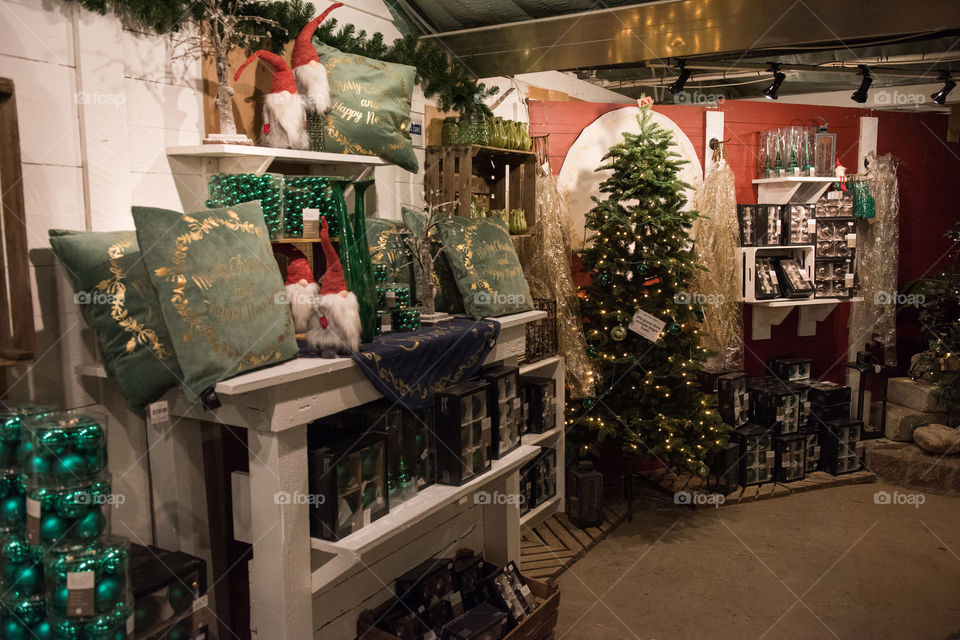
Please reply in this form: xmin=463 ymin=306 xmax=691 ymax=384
xmin=752 ymin=176 xmax=836 ymax=204
xmin=79 ymin=310 xmax=563 ymax=640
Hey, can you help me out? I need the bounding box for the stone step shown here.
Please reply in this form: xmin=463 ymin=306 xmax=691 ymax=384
xmin=864 ymin=440 xmax=960 ymax=496
xmin=887 ymin=377 xmax=946 ymax=413
xmin=870 ymin=401 xmax=947 ymax=442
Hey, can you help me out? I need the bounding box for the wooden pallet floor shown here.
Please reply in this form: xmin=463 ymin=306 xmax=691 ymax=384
xmin=635 ymin=468 xmax=877 ymax=505
xmin=519 ymin=502 xmax=627 ymax=582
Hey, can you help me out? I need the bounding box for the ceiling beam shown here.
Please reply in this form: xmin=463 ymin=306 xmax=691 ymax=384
xmin=421 ymin=0 xmax=960 ymax=78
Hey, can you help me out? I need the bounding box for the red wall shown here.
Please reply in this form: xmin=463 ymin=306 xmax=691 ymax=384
xmin=530 ymin=100 xmax=960 ymax=381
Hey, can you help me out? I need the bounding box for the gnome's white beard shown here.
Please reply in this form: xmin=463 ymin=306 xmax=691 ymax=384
xmin=294 ymin=61 xmax=331 ymax=114
xmin=307 ymin=291 xmax=361 ymax=357
xmin=262 ymin=91 xmax=308 ymax=150
xmin=286 ymin=281 xmax=320 ymax=333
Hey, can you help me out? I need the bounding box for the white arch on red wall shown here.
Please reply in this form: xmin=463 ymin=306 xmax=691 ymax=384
xmin=557 ymin=106 xmax=703 ymax=251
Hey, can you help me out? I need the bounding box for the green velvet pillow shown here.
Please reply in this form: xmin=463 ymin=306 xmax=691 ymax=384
xmin=314 ymin=42 xmax=418 ymax=172
xmin=132 ymin=202 xmax=298 ymax=401
xmin=48 ymin=230 xmax=183 ymax=412
xmin=401 ymin=207 xmax=465 ymax=314
xmin=439 ymin=216 xmax=534 ymax=319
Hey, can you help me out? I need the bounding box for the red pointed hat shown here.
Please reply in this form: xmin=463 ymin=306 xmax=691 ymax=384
xmin=318 ymin=216 xmax=346 ymax=295
xmin=274 ymin=244 xmax=315 ymax=285
xmin=235 ymin=51 xmax=298 ymax=94
xmin=292 ymin=3 xmax=344 ymax=69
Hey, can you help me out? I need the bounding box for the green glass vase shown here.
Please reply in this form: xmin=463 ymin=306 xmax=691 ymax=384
xmin=329 ymin=178 xmax=378 ymax=344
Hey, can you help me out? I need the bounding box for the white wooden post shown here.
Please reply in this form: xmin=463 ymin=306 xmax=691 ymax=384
xmin=246 ymin=425 xmax=313 ymax=639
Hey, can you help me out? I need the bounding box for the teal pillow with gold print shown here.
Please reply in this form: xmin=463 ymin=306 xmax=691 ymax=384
xmin=439 ymin=216 xmax=534 ymax=319
xmin=314 ymin=42 xmax=418 ymax=172
xmin=132 ymin=202 xmax=297 ymax=402
xmin=49 ymin=229 xmax=182 ymax=412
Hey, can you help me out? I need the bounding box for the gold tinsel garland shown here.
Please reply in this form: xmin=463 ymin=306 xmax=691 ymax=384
xmin=517 ymin=143 xmax=594 ymax=398
xmin=691 ymin=157 xmax=743 ymax=369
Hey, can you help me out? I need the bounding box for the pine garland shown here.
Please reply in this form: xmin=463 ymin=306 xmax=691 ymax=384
xmin=312 ymin=18 xmax=499 ymax=115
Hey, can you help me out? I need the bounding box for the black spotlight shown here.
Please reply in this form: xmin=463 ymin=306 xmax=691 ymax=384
xmin=931 ymin=72 xmax=956 ymax=105
xmin=668 ymin=64 xmax=692 ymax=96
xmin=851 ymin=65 xmax=872 ymax=103
xmin=762 ymin=64 xmax=786 ymax=100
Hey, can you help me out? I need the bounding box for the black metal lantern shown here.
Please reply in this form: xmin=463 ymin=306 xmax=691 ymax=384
xmin=567 ymin=461 xmax=604 ymax=528
xmin=733 ymin=423 xmax=775 ymax=486
xmin=707 ymin=441 xmax=740 ymax=494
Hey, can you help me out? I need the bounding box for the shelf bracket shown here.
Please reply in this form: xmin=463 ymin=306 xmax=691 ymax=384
xmin=751 ymin=305 xmax=794 ymax=340
xmin=797 ymin=302 xmax=838 ymax=336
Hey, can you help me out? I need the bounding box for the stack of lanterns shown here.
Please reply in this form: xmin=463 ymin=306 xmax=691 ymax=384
xmin=20 ymin=409 xmax=131 ymax=639
xmin=0 ymin=404 xmax=54 ymax=639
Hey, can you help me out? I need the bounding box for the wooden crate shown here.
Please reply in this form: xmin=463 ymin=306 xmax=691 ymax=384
xmin=357 ymin=575 xmax=559 ymax=640
xmin=424 ymin=145 xmax=538 ymax=232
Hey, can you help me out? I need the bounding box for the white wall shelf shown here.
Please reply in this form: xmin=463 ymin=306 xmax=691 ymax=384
xmin=747 ymin=297 xmax=863 ymax=340
xmin=752 ymin=176 xmax=836 ymax=204
xmin=520 ymin=493 xmax=561 ymax=528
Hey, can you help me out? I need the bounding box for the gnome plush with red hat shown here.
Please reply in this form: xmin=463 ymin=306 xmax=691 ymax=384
xmin=234 ymin=50 xmax=309 ymax=149
xmin=307 ymin=216 xmax=361 ymax=357
xmin=275 ymin=244 xmax=320 ymax=333
xmin=291 ymin=2 xmax=343 ymax=114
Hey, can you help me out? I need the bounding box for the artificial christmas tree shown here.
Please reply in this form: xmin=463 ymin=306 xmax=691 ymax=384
xmin=568 ymin=104 xmax=728 ymax=475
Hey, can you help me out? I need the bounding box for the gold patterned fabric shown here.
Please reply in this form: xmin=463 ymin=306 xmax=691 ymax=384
xmin=133 ymin=202 xmax=297 ymax=402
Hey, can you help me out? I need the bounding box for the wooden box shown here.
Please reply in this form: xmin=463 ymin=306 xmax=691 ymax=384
xmin=425 ymin=145 xmax=538 ymax=232
xmin=358 ymin=575 xmax=559 ymax=640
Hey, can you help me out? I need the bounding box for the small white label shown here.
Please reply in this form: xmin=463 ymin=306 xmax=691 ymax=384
xmin=807 ymin=219 xmax=817 ymax=233
xmin=448 ymin=590 xmax=463 ymax=609
xmin=628 ymin=309 xmax=666 ymax=343
xmin=67 ymin=571 xmax=95 ymax=590
xmin=844 ymin=273 xmax=855 ymax=287
xmin=149 ymin=400 xmax=169 ymax=424
xmin=302 ymin=208 xmax=320 ymax=221
xmin=765 ymin=450 xmax=775 ymax=461
xmin=520 ymin=584 xmax=533 ymax=600
xmin=775 ymin=219 xmax=782 ymax=234
xmin=846 ymin=233 xmax=857 ymax=248
xmin=827 ymin=190 xmax=842 ymax=200
xmin=769 ymin=270 xmax=778 ymax=284
xmin=26 ymin=497 xmax=40 ymax=518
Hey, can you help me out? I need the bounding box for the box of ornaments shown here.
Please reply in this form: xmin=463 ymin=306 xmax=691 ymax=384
xmin=129 ymin=543 xmax=207 ymax=640
xmin=357 ymin=549 xmax=560 ymax=640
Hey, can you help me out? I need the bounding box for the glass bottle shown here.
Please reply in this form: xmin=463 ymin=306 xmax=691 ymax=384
xmin=330 ymin=178 xmax=378 ymax=343
xmin=441 ymin=117 xmax=459 ymax=146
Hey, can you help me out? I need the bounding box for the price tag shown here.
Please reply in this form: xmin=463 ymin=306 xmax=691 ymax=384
xmin=149 ymin=401 xmax=169 ymax=424
xmin=385 ymin=290 xmax=396 ymax=308
xmin=807 ymin=219 xmax=817 ymax=233
xmin=67 ymin=571 xmax=96 ymax=617
xmin=827 ymin=190 xmax=842 ymax=200
xmin=25 ymin=498 xmax=40 ymax=544
xmin=520 ymin=584 xmax=533 ymax=600
xmin=844 ymin=273 xmax=855 ymax=288
xmin=846 ymin=233 xmax=857 ymax=248
xmin=765 ymin=450 xmax=776 ymax=461
xmin=637 ymin=96 xmax=654 ymax=108
xmin=775 ymin=219 xmax=782 ymax=235
xmin=447 ymin=590 xmax=464 ymax=615
xmin=769 ymin=270 xmax=778 ymax=284
xmin=628 ymin=309 xmax=666 ymax=343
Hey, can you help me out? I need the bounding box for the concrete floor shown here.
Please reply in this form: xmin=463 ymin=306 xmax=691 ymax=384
xmin=555 ymin=482 xmax=960 ymax=640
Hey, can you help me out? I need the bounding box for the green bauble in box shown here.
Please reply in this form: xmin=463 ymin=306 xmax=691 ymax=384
xmin=0 ymin=405 xmax=55 ymax=474
xmin=0 ymin=532 xmax=44 ymax=598
xmin=44 ymin=539 xmax=130 ymax=620
xmin=26 ymin=474 xmax=111 ymax=550
xmin=391 ymin=308 xmax=421 ymax=332
xmin=372 ymin=263 xmax=388 ymax=285
xmin=24 ymin=410 xmax=107 ymax=487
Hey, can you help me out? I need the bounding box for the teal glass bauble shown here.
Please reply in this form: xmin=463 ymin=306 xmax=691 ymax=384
xmin=10 ymin=562 xmax=42 ymax=592
xmin=51 ymin=585 xmax=70 ymax=612
xmin=0 ymin=494 xmax=24 ymax=524
xmin=52 ymin=453 xmax=86 ymax=478
xmin=99 ymin=545 xmax=127 ymax=576
xmin=2 ymin=619 xmax=26 ymax=640
xmin=39 ymin=513 xmax=69 ymax=543
xmin=31 ymin=620 xmax=51 ymax=640
xmin=71 ymin=424 xmax=104 ymax=450
xmin=38 ymin=429 xmax=68 ymax=455
xmin=75 ymin=509 xmax=106 ymax=540
xmin=56 ymin=490 xmax=90 ymax=519
xmin=26 ymin=455 xmax=49 ymax=476
xmin=16 ymin=440 xmax=32 ymax=464
xmin=94 ymin=575 xmax=123 ymax=611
